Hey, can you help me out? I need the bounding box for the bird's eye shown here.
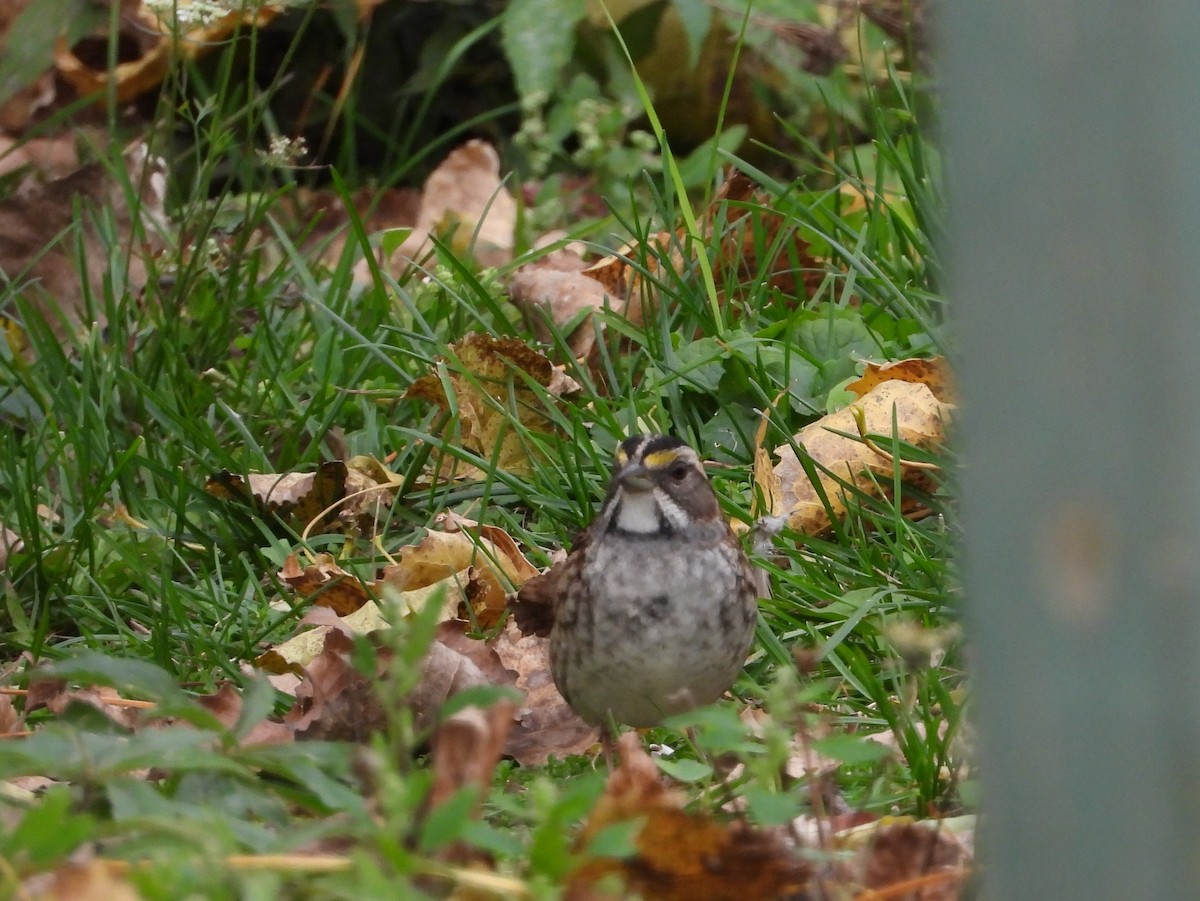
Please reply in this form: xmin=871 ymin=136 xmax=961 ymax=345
xmin=668 ymin=462 xmax=690 ymax=482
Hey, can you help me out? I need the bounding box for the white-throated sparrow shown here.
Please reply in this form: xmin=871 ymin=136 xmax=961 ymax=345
xmin=508 ymin=434 xmax=759 ymax=728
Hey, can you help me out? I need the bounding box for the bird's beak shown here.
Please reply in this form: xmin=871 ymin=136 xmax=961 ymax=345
xmin=617 ymin=462 xmax=654 ymax=492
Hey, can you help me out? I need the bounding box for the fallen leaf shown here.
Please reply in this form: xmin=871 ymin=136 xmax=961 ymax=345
xmin=0 ymin=142 xmax=166 ymax=343
xmin=0 ymin=692 xmax=21 ymax=735
xmin=394 ymin=140 xmax=516 ymax=269
xmin=845 ymin=819 xmax=970 ymax=901
xmin=428 ymin=698 xmax=516 ymax=808
xmin=195 ymin=682 xmax=293 ymax=746
xmin=56 ymin=3 xmax=281 ymax=105
xmin=508 ymin=262 xmax=611 ymax=359
xmin=278 ymin=553 xmax=372 ymax=616
xmin=407 ymin=333 xmax=579 ymax=477
xmin=205 ymin=458 xmax=396 ymax=537
xmin=492 ymin=620 xmax=597 ymax=766
xmin=30 ymin=858 xmax=145 ymax=901
xmin=256 ymin=601 xmax=389 ymax=673
xmin=764 ymin=380 xmax=952 ymax=535
xmin=570 ymin=733 xmax=813 ymax=901
xmin=847 ymin=357 xmax=954 ymax=404
xmin=285 ymin=629 xmax=387 ymax=741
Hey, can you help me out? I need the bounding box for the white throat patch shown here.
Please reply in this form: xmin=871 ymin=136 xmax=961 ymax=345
xmin=614 ymin=488 xmax=663 ymax=534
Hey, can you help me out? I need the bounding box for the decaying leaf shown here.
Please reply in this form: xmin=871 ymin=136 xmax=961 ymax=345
xmin=762 ymin=380 xmax=953 ymax=535
xmin=0 ymin=524 xmax=23 ymax=571
xmin=278 ymin=553 xmax=373 ymax=616
xmin=834 ymin=818 xmax=972 ymax=901
xmin=0 ymin=691 xmax=22 ymax=736
xmin=581 ymin=172 xmax=822 ymax=329
xmin=508 ymin=260 xmax=610 ymax=360
xmin=27 ymin=858 xmax=146 ymax=901
xmin=55 ymin=2 xmax=281 ymax=106
xmin=512 ymin=171 xmax=823 ymax=370
xmin=194 ymin=682 xmax=294 ymax=746
xmin=256 ymin=602 xmax=390 ymax=674
xmin=427 ymin=696 xmax=517 ymax=812
xmin=205 ymin=458 xmax=396 ymax=536
xmin=0 ymin=142 xmax=166 ymax=342
xmin=407 ymin=333 xmax=579 ymax=478
xmin=847 ymin=356 xmax=954 ymax=404
xmin=570 ymin=733 xmax=812 ymax=901
xmin=392 ymin=139 xmax=517 ymax=269
xmin=492 ymin=620 xmax=597 ymax=765
xmin=409 ymin=622 xmax=516 ymax=735
xmin=284 ymin=629 xmax=388 ymax=741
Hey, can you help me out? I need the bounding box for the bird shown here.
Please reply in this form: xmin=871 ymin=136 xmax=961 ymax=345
xmin=508 ymin=434 xmax=759 ymax=730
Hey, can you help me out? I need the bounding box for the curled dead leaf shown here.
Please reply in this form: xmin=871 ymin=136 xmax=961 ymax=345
xmin=205 ymin=458 xmax=396 ymax=536
xmin=763 ymin=380 xmax=953 ymax=535
xmin=393 ymin=139 xmax=516 ymax=269
xmin=407 ymin=333 xmax=579 ymax=478
xmin=571 ymin=733 xmax=813 ymax=901
xmin=847 ymin=357 xmax=955 ymax=404
xmin=492 ymin=620 xmax=597 ymax=765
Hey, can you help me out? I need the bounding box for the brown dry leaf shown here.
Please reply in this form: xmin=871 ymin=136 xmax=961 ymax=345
xmin=508 ymin=265 xmax=611 ymax=360
xmin=708 ymin=172 xmax=825 ymax=301
xmin=579 ymin=172 xmax=823 ymax=345
xmin=492 ymin=620 xmax=598 ymax=766
xmin=256 ymin=601 xmax=389 ymax=673
xmin=0 ymin=134 xmax=80 ymax=180
xmin=436 ymin=511 xmax=540 ymax=584
xmin=285 ymin=629 xmax=387 ymax=741
xmin=283 ymin=619 xmax=512 ymax=741
xmin=23 ymin=680 xmax=144 ymax=730
xmin=0 ymin=691 xmax=21 ymax=735
xmin=0 ymin=142 xmax=166 ymax=343
xmin=205 ymin=458 xmax=395 ymax=536
xmin=29 ymin=858 xmax=145 ymax=901
xmin=839 ymin=819 xmax=971 ymax=901
xmin=195 ymin=682 xmax=293 ymax=746
xmin=0 ymin=524 xmax=22 ymax=571
xmin=764 ymin=380 xmax=953 ymax=535
xmin=408 ymin=622 xmax=515 ymax=735
xmin=848 ymin=357 xmax=954 ymax=404
xmin=406 ymin=333 xmax=579 ymax=478
xmin=570 ymin=733 xmax=812 ymax=901
xmin=278 ymin=553 xmax=372 ymax=616
xmin=428 ymin=697 xmax=516 ymax=809
xmin=393 ymin=139 xmax=516 ymax=269
xmin=55 ymin=3 xmax=281 ymax=106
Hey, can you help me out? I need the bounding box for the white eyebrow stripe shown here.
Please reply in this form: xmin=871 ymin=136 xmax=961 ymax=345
xmin=654 ymin=488 xmax=690 ymax=531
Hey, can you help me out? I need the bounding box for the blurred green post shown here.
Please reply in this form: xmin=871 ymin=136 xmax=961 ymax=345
xmin=944 ymin=2 xmax=1200 ymax=898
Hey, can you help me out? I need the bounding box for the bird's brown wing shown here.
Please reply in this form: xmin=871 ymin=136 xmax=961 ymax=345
xmin=506 ymin=530 xmax=590 ymax=638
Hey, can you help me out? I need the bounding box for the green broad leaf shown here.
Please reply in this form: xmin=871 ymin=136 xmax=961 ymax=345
xmin=501 ymin=0 xmax=587 ymax=102
xmin=671 ymin=0 xmax=713 ymax=70
xmin=810 ymin=733 xmax=893 ymax=766
xmin=5 ymin=786 xmax=96 ymax=866
xmin=439 ymin=685 xmax=525 ymax=720
xmin=43 ymin=653 xmax=191 ymax=706
xmin=380 ymin=227 xmax=413 ymax=258
xmin=654 ymin=756 xmax=713 ymax=782
xmin=418 ymin=786 xmax=479 ymax=852
xmin=232 ymin=672 xmax=279 ymax=742
xmin=0 ymin=725 xmax=252 ymax=782
xmin=740 ymin=786 xmax=803 ymax=826
xmin=669 ymin=336 xmax=725 ymax=393
xmin=583 ymin=818 xmax=642 ymax=859
xmin=460 ymin=820 xmax=525 ymax=858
